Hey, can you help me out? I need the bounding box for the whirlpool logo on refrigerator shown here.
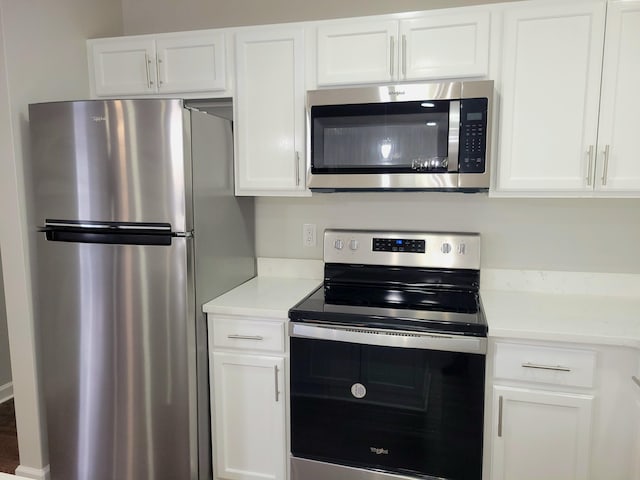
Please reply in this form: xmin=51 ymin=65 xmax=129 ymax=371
xmin=370 ymin=447 xmax=389 ymax=455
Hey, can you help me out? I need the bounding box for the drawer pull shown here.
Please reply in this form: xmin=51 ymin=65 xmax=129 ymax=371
xmin=227 ymin=334 xmax=264 ymax=341
xmin=521 ymin=362 xmax=571 ymax=372
xmin=633 ymin=376 xmax=640 ymax=389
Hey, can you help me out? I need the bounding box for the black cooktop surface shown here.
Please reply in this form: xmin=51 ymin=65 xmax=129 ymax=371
xmin=289 ymin=264 xmax=488 ymax=337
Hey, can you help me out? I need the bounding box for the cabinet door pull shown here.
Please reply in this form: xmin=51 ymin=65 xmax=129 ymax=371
xmin=144 ymin=54 xmax=153 ymax=88
xmin=295 ymin=151 xmax=300 ymax=186
xmin=498 ymin=395 xmax=503 ymax=437
xmin=156 ymin=54 xmax=163 ymax=86
xmin=227 ymin=334 xmax=264 ymax=341
xmin=389 ymin=36 xmax=395 ymax=78
xmin=521 ymin=362 xmax=571 ymax=372
xmin=402 ymin=34 xmax=407 ymax=78
xmin=274 ymin=365 xmax=280 ymax=402
xmin=633 ymin=376 xmax=640 ymax=389
xmin=586 ymin=145 xmax=594 ymax=186
xmin=601 ymin=144 xmax=610 ymax=186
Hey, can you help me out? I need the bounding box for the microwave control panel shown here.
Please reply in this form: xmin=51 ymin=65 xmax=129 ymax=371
xmin=459 ymin=98 xmax=488 ymax=174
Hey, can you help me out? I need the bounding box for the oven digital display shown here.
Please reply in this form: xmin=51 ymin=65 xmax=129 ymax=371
xmin=373 ymin=238 xmax=425 ymax=253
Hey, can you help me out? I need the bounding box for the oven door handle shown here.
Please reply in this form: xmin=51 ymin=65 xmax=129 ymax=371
xmin=289 ymin=322 xmax=486 ymax=355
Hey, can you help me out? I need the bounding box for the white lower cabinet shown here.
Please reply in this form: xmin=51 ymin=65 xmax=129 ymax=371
xmin=489 ymin=341 xmax=597 ymax=480
xmin=212 ymin=353 xmax=286 ymax=480
xmin=209 ymin=315 xmax=288 ymax=480
xmin=491 ymin=385 xmax=593 ymax=480
xmin=488 ymin=340 xmax=640 ymax=480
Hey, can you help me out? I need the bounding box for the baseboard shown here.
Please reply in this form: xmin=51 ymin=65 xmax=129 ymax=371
xmin=0 ymin=382 xmax=12 ymax=404
xmin=14 ymin=465 xmax=50 ymax=480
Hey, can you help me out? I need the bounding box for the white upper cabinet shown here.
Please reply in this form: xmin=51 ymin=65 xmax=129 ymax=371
xmin=155 ymin=32 xmax=226 ymax=94
xmin=495 ymin=0 xmax=640 ymax=196
xmin=594 ymin=0 xmax=640 ymax=193
xmin=88 ymin=31 xmax=227 ymax=97
xmin=234 ymin=27 xmax=308 ymax=196
xmin=399 ymin=11 xmax=490 ymax=81
xmin=315 ymin=9 xmax=491 ymax=86
xmin=495 ymin=1 xmax=606 ymax=193
xmin=90 ymin=38 xmax=157 ymax=95
xmin=316 ymin=20 xmax=397 ymax=86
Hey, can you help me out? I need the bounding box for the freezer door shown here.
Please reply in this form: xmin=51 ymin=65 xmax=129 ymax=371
xmin=28 ymin=99 xmax=191 ymax=231
xmin=36 ymin=236 xmax=195 ymax=480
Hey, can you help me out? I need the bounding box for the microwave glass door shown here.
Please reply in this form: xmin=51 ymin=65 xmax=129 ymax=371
xmin=311 ymin=100 xmax=452 ymax=174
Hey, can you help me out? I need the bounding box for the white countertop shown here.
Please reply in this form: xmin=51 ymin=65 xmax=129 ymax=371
xmin=202 ymin=276 xmax=321 ymax=319
xmin=202 ymin=261 xmax=640 ymax=348
xmin=481 ymin=289 xmax=640 ymax=348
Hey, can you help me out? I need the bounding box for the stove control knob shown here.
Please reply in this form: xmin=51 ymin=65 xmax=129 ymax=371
xmin=441 ymin=242 xmax=452 ymax=254
xmin=334 ymin=239 xmax=344 ymax=250
xmin=349 ymin=239 xmax=359 ymax=251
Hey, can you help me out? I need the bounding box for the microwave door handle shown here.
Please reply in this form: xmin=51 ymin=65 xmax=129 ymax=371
xmin=447 ymin=100 xmax=460 ymax=172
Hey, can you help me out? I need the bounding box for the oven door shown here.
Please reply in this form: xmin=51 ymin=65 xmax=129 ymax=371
xmin=290 ymin=323 xmax=486 ymax=480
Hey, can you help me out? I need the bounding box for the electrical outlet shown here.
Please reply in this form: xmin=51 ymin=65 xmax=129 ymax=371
xmin=303 ymin=224 xmax=316 ymax=247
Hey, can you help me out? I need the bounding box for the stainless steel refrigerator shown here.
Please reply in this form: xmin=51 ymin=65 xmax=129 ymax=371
xmin=27 ymin=99 xmax=256 ymax=480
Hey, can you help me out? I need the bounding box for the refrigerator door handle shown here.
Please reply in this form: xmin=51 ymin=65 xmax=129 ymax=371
xmin=40 ymin=219 xmax=185 ymax=246
xmin=43 ymin=219 xmax=173 ymax=232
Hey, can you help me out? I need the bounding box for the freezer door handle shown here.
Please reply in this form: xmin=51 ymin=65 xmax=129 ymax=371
xmin=40 ymin=219 xmax=186 ymax=246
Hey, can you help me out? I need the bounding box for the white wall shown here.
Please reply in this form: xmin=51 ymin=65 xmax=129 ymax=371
xmin=0 ymin=1 xmax=122 ymax=477
xmin=256 ymin=194 xmax=640 ymax=273
xmin=121 ymin=0 xmax=519 ymax=34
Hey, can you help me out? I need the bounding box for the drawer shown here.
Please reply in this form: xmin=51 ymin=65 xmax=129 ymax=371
xmin=211 ymin=317 xmax=285 ymax=353
xmin=494 ymin=342 xmax=597 ymax=388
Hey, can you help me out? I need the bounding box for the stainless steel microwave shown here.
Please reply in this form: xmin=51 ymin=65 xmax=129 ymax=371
xmin=306 ymin=80 xmax=493 ymax=192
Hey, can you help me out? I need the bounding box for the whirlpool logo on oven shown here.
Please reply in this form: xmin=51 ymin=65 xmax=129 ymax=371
xmin=370 ymin=447 xmax=389 ymax=455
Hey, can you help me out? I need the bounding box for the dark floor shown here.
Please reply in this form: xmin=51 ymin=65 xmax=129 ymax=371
xmin=0 ymin=398 xmax=19 ymax=475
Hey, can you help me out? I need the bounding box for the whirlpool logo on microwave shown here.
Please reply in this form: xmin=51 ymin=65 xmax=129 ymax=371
xmin=370 ymin=447 xmax=389 ymax=455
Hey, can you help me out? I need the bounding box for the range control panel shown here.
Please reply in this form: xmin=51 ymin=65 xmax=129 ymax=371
xmin=324 ymin=229 xmax=481 ymax=270
xmin=373 ymin=238 xmax=426 ymax=253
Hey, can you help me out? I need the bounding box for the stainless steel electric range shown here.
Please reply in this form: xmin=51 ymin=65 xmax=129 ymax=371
xmin=289 ymin=229 xmax=487 ymax=480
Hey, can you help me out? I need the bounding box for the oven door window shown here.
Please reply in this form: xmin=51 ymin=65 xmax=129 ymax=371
xmin=311 ymin=100 xmax=451 ymax=174
xmin=290 ymin=337 xmax=485 ymax=479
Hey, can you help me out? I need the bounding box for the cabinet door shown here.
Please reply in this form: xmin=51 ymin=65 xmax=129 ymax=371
xmin=594 ymin=0 xmax=640 ymax=193
xmin=156 ymin=32 xmax=226 ymax=94
xmin=234 ymin=28 xmax=307 ymax=195
xmin=495 ymin=2 xmax=606 ymax=193
xmin=400 ymin=11 xmax=490 ymax=81
xmin=211 ymin=352 xmax=286 ymax=480
xmin=491 ymin=386 xmax=593 ymax=480
xmin=90 ymin=38 xmax=157 ymax=96
xmin=316 ymin=21 xmax=398 ymax=86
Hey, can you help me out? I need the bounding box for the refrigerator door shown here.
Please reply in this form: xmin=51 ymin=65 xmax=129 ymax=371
xmin=36 ymin=234 xmax=194 ymax=480
xmin=28 ymin=99 xmax=191 ymax=231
